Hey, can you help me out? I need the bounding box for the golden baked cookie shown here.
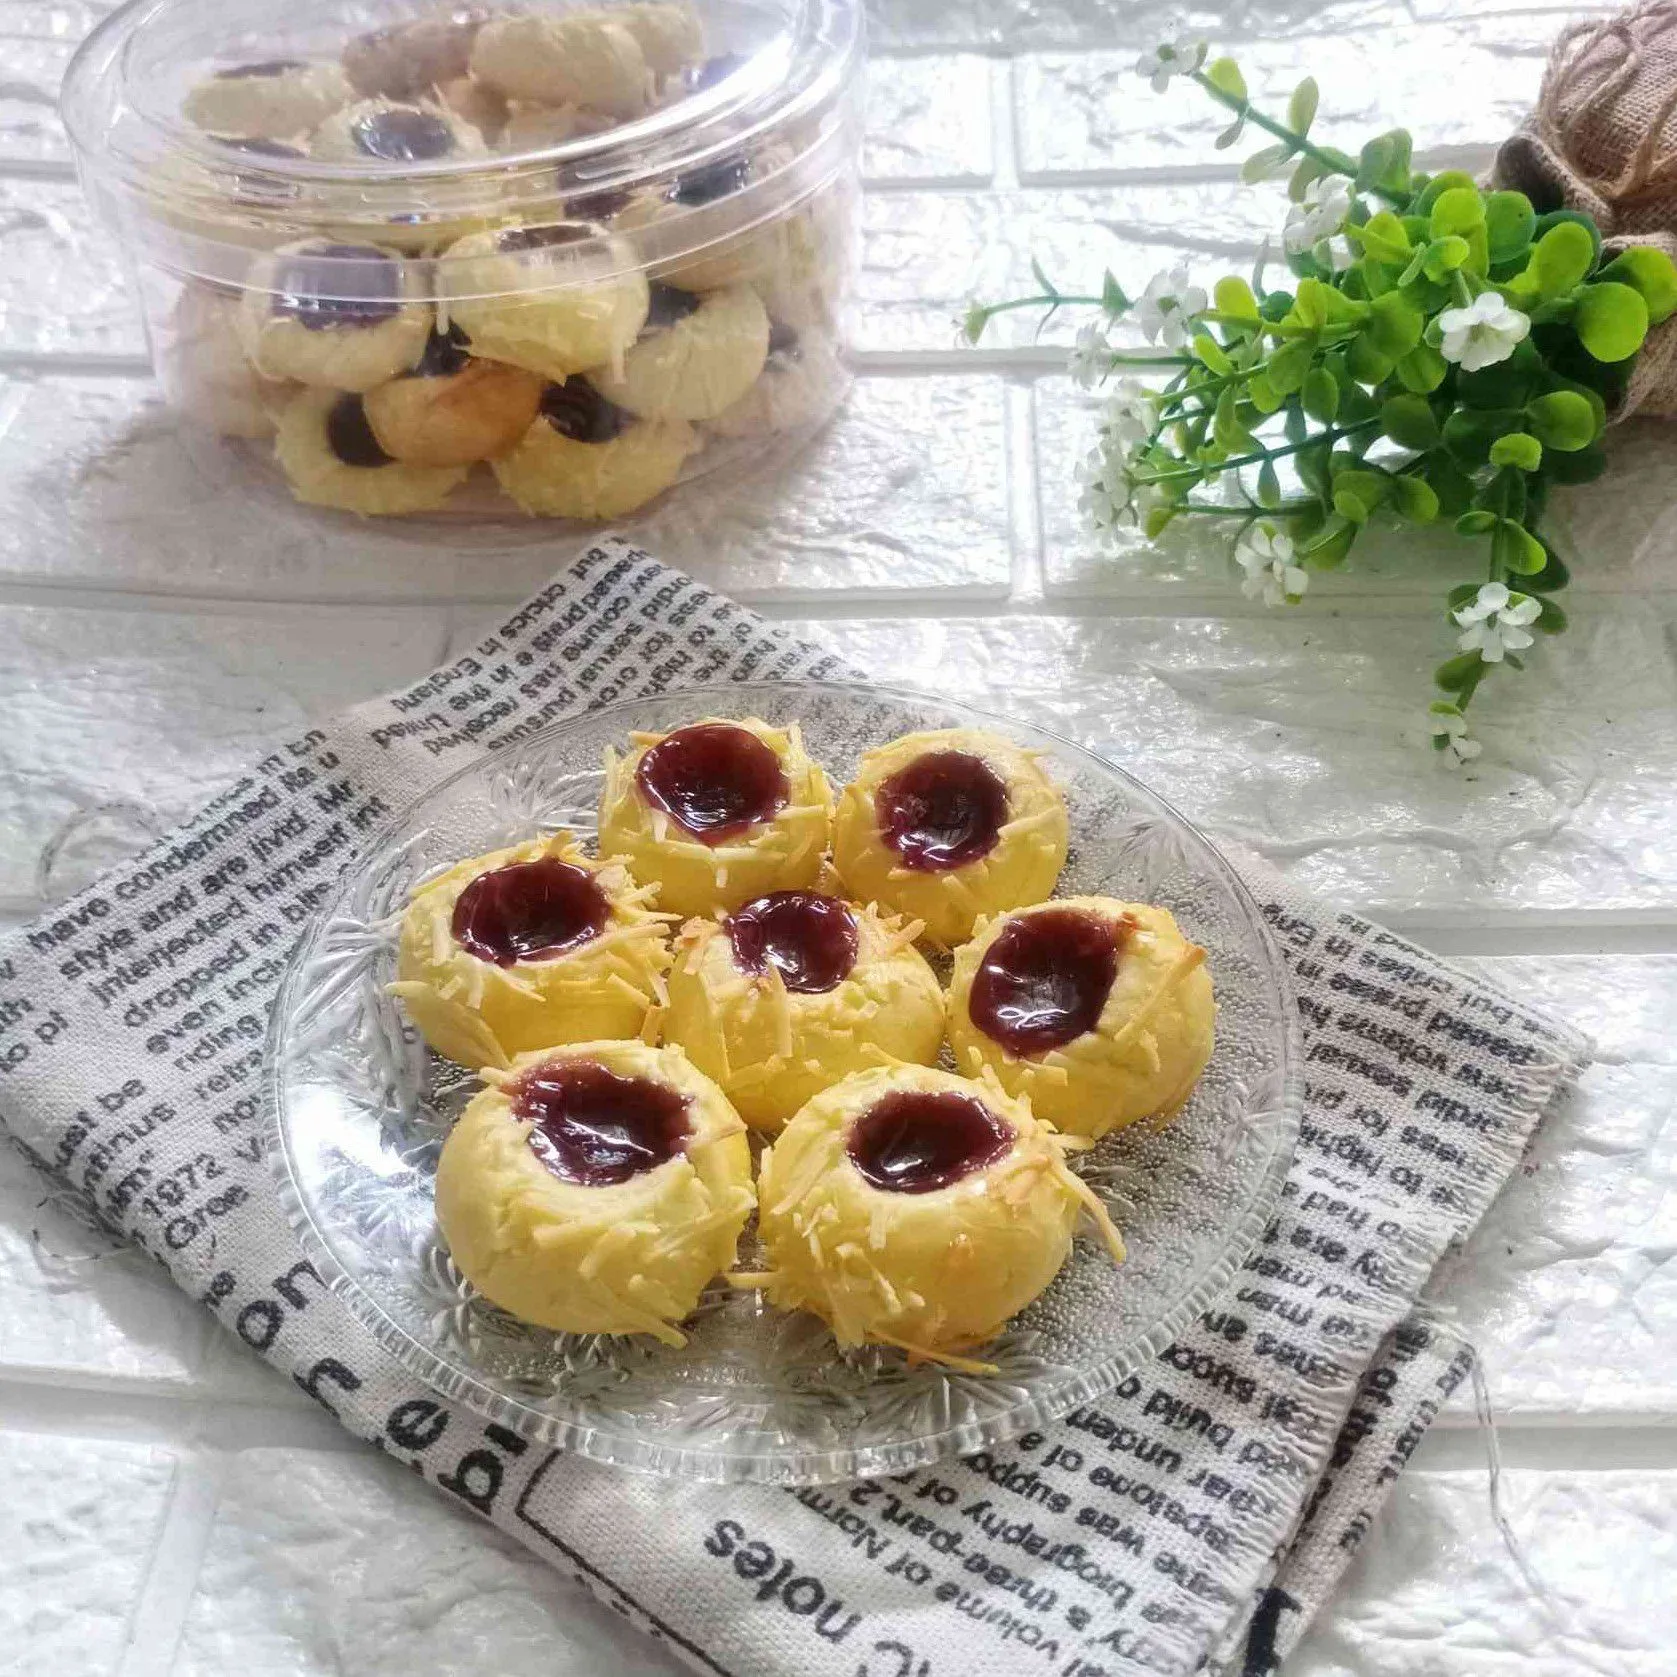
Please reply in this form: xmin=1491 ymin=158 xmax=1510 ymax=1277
xmin=435 ymin=1039 xmax=754 ymax=1344
xmin=745 ymin=1063 xmax=1123 ymax=1368
xmin=161 ymin=286 xmax=292 ymax=440
xmin=949 ymin=899 xmax=1215 ymax=1140
xmin=706 ymin=324 xmax=845 ymax=438
xmin=390 ymin=832 xmax=672 ymax=1069
xmin=832 ymin=728 xmax=1070 ymax=948
xmin=342 ymin=11 xmax=485 ymax=100
xmin=438 ymin=222 xmax=650 ymax=382
xmin=616 ymin=1 xmax=705 ymax=77
xmin=363 ymin=327 xmax=544 ymax=466
xmin=238 ymin=238 xmax=432 ymax=391
xmin=491 ymin=377 xmax=692 ymax=516
xmin=437 ymin=75 xmax=509 ymax=144
xmin=182 ymin=58 xmax=350 ymax=140
xmin=308 ymin=97 xmax=485 ymax=166
xmin=274 ymin=387 xmax=468 ymax=514
xmin=597 ymin=717 xmax=834 ymax=918
xmin=589 ymin=282 xmax=769 ymax=421
xmin=614 ymin=156 xmax=790 ymax=294
xmin=664 ymin=891 xmax=944 ymax=1132
xmin=469 ymin=12 xmax=651 ymax=118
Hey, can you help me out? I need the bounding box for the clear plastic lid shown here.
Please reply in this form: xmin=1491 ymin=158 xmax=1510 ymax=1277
xmin=62 ymin=0 xmax=863 ymax=296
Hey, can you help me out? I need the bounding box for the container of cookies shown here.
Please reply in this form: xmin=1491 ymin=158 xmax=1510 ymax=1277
xmin=61 ymin=0 xmax=863 ymax=524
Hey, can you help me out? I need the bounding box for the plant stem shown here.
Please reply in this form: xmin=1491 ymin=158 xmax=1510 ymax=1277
xmin=979 ymin=293 xmax=1109 ymax=318
xmin=1133 ymin=416 xmax=1381 ymax=486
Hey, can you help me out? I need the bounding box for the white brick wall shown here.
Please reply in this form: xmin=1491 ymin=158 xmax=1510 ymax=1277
xmin=4 ymin=0 xmax=1676 ymax=1669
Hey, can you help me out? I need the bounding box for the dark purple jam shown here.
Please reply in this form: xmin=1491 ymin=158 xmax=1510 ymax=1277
xmin=324 ymin=394 xmax=393 ymax=467
xmin=351 ymin=105 xmax=457 ymax=162
xmin=645 ymin=283 xmax=702 ymax=330
xmin=450 ymin=857 xmax=611 ymax=966
xmin=766 ymin=321 xmax=801 ymax=363
xmin=968 ymin=907 xmax=1124 ymax=1056
xmin=669 ymin=154 xmax=751 ymax=206
xmin=540 ymin=378 xmax=629 ymax=444
xmin=874 ymin=750 xmax=1009 ymax=873
xmin=514 ymin=1059 xmax=691 ymax=1187
xmin=846 ymin=1091 xmax=1012 ymax=1194
xmin=726 ymin=892 xmax=858 ymax=994
xmin=216 ymin=59 xmax=308 ymax=79
xmin=498 ymin=222 xmax=591 ymax=253
xmin=565 ymin=187 xmax=633 ymax=223
xmin=635 ymin=723 xmax=788 ymax=845
xmin=273 ymin=242 xmax=400 ymax=331
xmin=413 ymin=322 xmax=472 ymax=377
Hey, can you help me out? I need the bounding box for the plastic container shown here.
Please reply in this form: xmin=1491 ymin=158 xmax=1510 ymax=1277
xmin=62 ymin=0 xmax=863 ymax=524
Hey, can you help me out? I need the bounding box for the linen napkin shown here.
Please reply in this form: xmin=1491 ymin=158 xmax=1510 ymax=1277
xmin=0 ymin=538 xmax=1586 ymax=1677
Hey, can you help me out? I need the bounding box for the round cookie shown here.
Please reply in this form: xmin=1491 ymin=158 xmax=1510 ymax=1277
xmin=491 ymin=377 xmax=692 ymax=516
xmin=390 ymin=832 xmax=672 ymax=1069
xmin=470 ymin=12 xmax=650 ymax=118
xmin=274 ymin=387 xmax=468 ymax=514
xmin=832 ymin=728 xmax=1069 ymax=948
xmin=435 ymin=1039 xmax=754 ymax=1344
xmin=615 ymin=154 xmax=790 ymax=293
xmin=438 ymin=75 xmax=509 ymax=144
xmin=239 ymin=238 xmax=431 ymax=391
xmin=745 ymin=1063 xmax=1123 ymax=1367
xmin=308 ymin=97 xmax=485 ymax=166
xmin=342 ymin=12 xmax=485 ymax=100
xmin=949 ymin=899 xmax=1215 ymax=1140
xmin=616 ymin=1 xmax=705 ymax=78
xmin=182 ymin=58 xmax=350 ymax=140
xmin=589 ymin=282 xmax=769 ymax=422
xmin=363 ymin=327 xmax=544 ymax=466
xmin=438 ymin=222 xmax=650 ymax=383
xmin=161 ymin=286 xmax=292 ymax=440
xmin=664 ymin=890 xmax=944 ymax=1132
xmin=597 ymin=717 xmax=834 ymax=918
xmin=707 ymin=324 xmax=845 ymax=439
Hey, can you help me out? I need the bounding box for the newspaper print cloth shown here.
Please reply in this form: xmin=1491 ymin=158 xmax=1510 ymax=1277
xmin=0 ymin=539 xmax=1588 ymax=1676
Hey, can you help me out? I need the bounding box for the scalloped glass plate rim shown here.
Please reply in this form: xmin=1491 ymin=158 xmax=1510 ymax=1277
xmin=263 ymin=678 xmax=1303 ymax=1484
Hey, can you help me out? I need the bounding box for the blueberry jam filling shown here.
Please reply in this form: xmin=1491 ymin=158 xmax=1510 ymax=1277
xmin=565 ymin=188 xmax=633 ymax=223
xmin=846 ymin=1091 xmax=1012 ymax=1194
xmin=514 ymin=1060 xmax=691 ymax=1187
xmin=726 ymin=891 xmax=858 ymax=994
xmin=324 ymin=394 xmax=394 ymax=467
xmin=540 ymin=378 xmax=630 ymax=443
xmin=635 ymin=723 xmax=788 ymax=845
xmin=669 ymin=155 xmax=751 ymax=206
xmin=766 ymin=321 xmax=801 ymax=364
xmin=874 ymin=750 xmax=1009 ymax=872
xmin=645 ymin=283 xmax=702 ymax=330
xmin=498 ymin=222 xmax=591 ymax=252
xmin=273 ymin=242 xmax=400 ymax=331
xmin=216 ymin=59 xmax=308 ymax=79
xmin=413 ymin=322 xmax=472 ymax=377
xmin=968 ymin=907 xmax=1125 ymax=1056
xmin=450 ymin=856 xmax=611 ymax=966
xmin=351 ymin=106 xmax=456 ymax=162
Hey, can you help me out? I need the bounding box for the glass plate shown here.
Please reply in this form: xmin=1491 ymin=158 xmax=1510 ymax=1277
xmin=266 ymin=682 xmax=1301 ymax=1484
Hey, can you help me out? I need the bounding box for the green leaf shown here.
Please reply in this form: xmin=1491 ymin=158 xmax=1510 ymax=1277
xmin=1206 ymin=56 xmax=1247 ymax=99
xmin=1364 ymin=290 xmax=1424 ymax=358
xmin=1526 ymin=389 xmax=1598 ymax=451
xmin=1213 ymin=385 xmax=1250 ymax=452
xmin=1246 ymin=370 xmax=1284 ymax=413
xmin=1534 ymin=209 xmax=1603 ymax=271
xmin=1489 ymin=431 xmax=1543 ymax=471
xmin=1357 ymin=129 xmax=1414 ymax=196
xmin=1257 ymin=458 xmax=1281 ymax=508
xmin=1348 ymin=210 xmax=1411 ymax=266
xmin=1391 ymin=474 xmax=1439 ymax=523
xmin=1483 ymin=191 xmax=1537 ymax=266
xmin=1416 ymin=171 xmax=1479 ymax=216
xmin=1296 ymin=439 xmax=1335 ymax=499
xmin=1422 ymin=235 xmax=1471 ymax=280
xmin=1447 ymin=583 xmax=1481 ymax=611
xmin=1030 ymin=256 xmax=1058 ymax=297
xmin=1193 ymin=331 xmax=1234 ymax=375
xmin=1266 ymin=334 xmax=1316 ymax=395
xmin=1455 ymin=338 xmax=1541 ymax=409
xmin=1575 ymin=280 xmax=1650 ymax=361
xmin=1455 ymin=509 xmax=1497 ymax=534
xmin=1429 ymin=185 xmax=1485 ymax=239
xmin=1331 ymin=468 xmax=1388 ymax=523
xmin=1302 ymin=515 xmax=1357 ymax=567
xmin=1492 ymin=518 xmax=1547 ymax=575
xmin=1287 ymin=76 xmax=1319 ymax=134
xmin=1536 ymin=597 xmax=1568 ymax=634
xmin=1242 ymin=144 xmax=1291 ymax=184
xmin=1530 ymin=219 xmax=1597 ymax=299
xmin=1598 ymin=246 xmax=1677 ymax=325
xmin=1302 ymin=365 xmax=1341 ymax=422
xmin=1143 ymin=499 xmax=1179 ymax=539
xmin=1214 ymin=275 xmax=1260 ymax=322
xmin=1216 ymin=115 xmax=1246 ymax=150
xmin=1345 ymin=334 xmax=1395 ymax=384
xmin=1382 ymin=392 xmax=1442 ymax=449
xmin=1546 ymin=444 xmax=1608 ymax=484
xmin=1288 ymin=154 xmax=1326 ymax=204
xmin=1443 ymin=407 xmax=1521 ymax=466
xmin=1395 ymin=343 xmax=1449 ymax=392
xmin=1423 ymin=453 xmax=1476 ymax=515
xmin=1101 ymin=270 xmax=1130 ymax=316
xmin=1524 ymin=549 xmax=1570 ymax=592
xmin=1435 ymin=652 xmax=1484 ymax=693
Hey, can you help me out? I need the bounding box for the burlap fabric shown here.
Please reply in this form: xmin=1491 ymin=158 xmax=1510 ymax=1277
xmin=1495 ymin=0 xmax=1677 ymax=419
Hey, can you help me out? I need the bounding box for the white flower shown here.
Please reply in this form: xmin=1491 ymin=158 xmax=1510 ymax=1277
xmin=1437 ymin=292 xmax=1531 ymax=373
xmin=1100 ymin=379 xmax=1154 ymax=449
xmin=1134 ymin=25 xmax=1208 ymax=93
xmin=1076 ymin=445 xmax=1131 ymax=534
xmin=1235 ymin=522 xmax=1308 ymax=606
xmin=1283 ymin=178 xmax=1352 ymax=256
xmin=1068 ymin=322 xmax=1111 ymax=390
xmin=1453 ymin=581 xmax=1541 ymax=662
xmin=1325 ymin=235 xmax=1355 ymax=272
xmin=1429 ymin=707 xmax=1482 ymax=766
xmin=1134 ymin=265 xmax=1208 ymax=350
